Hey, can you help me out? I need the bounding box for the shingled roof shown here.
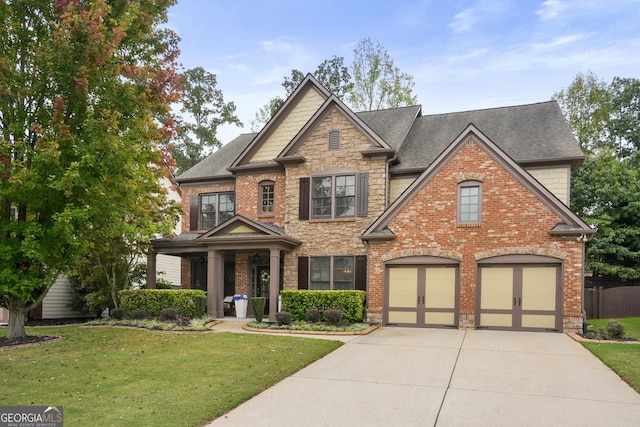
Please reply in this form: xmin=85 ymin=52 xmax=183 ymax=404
xmin=356 ymin=105 xmax=422 ymax=151
xmin=175 ymin=133 xmax=256 ymax=183
xmin=175 ymin=100 xmax=583 ymax=182
xmin=393 ymin=101 xmax=584 ymax=173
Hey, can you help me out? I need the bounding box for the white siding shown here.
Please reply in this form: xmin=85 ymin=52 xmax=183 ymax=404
xmin=41 ymin=276 xmax=94 ymax=319
xmin=157 ymin=254 xmax=181 ymax=287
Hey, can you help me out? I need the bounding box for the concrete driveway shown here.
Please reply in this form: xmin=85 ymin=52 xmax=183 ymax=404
xmin=206 ymin=327 xmax=640 ymax=427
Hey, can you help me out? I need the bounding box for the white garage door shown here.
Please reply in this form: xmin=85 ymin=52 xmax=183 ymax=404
xmin=478 ymin=264 xmax=561 ymax=331
xmin=386 ymin=265 xmax=458 ymax=328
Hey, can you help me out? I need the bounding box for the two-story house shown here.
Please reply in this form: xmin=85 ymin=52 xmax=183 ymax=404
xmin=149 ymin=74 xmax=595 ymax=332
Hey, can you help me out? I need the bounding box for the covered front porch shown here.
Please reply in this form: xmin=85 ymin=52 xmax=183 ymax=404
xmin=148 ymin=216 xmax=301 ymax=321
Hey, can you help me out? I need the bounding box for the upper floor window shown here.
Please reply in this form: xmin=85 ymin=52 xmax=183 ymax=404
xmin=299 ymin=172 xmax=368 ymax=220
xmin=259 ymin=181 xmax=275 ymax=215
xmin=312 ymin=175 xmax=356 ymax=218
xmin=190 ymin=192 xmax=235 ymax=231
xmin=458 ymin=181 xmax=482 ymax=224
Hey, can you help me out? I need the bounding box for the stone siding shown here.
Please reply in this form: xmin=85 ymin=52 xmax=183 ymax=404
xmin=282 ymin=108 xmax=387 ymax=287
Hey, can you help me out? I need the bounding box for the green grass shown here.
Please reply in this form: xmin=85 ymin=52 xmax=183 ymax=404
xmin=583 ymin=317 xmax=640 ymax=393
xmin=0 ymin=326 xmax=341 ymax=426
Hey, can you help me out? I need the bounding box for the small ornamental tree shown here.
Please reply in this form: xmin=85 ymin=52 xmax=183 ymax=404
xmin=0 ymin=0 xmax=181 ymax=339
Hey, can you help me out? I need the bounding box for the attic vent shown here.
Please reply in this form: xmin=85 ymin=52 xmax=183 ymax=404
xmin=328 ymin=130 xmax=341 ymax=151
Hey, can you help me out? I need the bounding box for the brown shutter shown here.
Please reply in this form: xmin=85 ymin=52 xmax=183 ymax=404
xmin=189 ymin=195 xmax=199 ymax=231
xmin=356 ymin=172 xmax=368 ymax=217
xmin=298 ymin=257 xmax=309 ymax=290
xmin=299 ymin=177 xmax=310 ymax=220
xmin=355 ymin=255 xmax=367 ymax=291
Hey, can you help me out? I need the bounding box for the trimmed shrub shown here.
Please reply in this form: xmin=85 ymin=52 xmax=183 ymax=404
xmin=281 ymin=290 xmax=366 ymax=323
xmin=109 ymin=308 xmax=125 ymax=320
xmin=130 ymin=308 xmax=152 ymax=320
xmin=323 ymin=308 xmax=343 ymax=325
xmin=275 ymin=311 xmax=292 ymax=326
xmin=605 ymin=320 xmax=625 ymax=340
xmin=251 ymin=297 xmax=266 ymax=323
xmin=119 ymin=289 xmax=206 ymax=317
xmin=159 ymin=307 xmax=179 ymax=321
xmin=306 ymin=308 xmax=322 ymax=323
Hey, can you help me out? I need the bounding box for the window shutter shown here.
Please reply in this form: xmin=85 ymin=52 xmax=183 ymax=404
xmin=189 ymin=195 xmax=199 ymax=231
xmin=328 ymin=130 xmax=341 ymax=150
xmin=299 ymin=177 xmax=310 ymax=220
xmin=298 ymin=257 xmax=309 ymax=290
xmin=355 ymin=255 xmax=367 ymax=291
xmin=356 ymin=172 xmax=368 ymax=217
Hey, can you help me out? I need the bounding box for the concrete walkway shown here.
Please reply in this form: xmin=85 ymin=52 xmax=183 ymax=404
xmin=205 ymin=324 xmax=640 ymax=427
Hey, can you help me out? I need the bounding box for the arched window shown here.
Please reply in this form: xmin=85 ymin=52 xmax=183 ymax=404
xmin=259 ymin=180 xmax=275 ymax=215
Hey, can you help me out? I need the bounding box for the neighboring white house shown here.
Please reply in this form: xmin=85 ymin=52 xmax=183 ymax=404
xmin=18 ymin=175 xmax=183 ymax=320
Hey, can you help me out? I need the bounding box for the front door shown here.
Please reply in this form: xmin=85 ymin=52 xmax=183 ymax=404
xmin=251 ymin=266 xmax=270 ymax=315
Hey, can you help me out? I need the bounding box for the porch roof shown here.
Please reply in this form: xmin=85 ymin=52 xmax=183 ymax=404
xmin=151 ymin=215 xmax=302 ymax=255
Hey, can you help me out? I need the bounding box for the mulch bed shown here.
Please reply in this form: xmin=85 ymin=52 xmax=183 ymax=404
xmin=0 ymin=318 xmax=86 ymax=350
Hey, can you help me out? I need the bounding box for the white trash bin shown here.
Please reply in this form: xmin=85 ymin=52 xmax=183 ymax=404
xmin=234 ymin=294 xmax=248 ymax=318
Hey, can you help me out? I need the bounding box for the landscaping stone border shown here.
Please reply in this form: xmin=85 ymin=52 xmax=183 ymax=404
xmin=241 ymin=324 xmax=379 ymax=336
xmin=567 ymin=331 xmax=640 ymax=344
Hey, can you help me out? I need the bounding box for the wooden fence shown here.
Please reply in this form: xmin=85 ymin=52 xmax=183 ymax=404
xmin=585 ymin=286 xmax=640 ymax=319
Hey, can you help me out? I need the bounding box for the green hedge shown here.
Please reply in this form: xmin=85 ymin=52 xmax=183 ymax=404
xmin=280 ymin=290 xmax=366 ymax=323
xmin=119 ymin=289 xmax=206 ymax=317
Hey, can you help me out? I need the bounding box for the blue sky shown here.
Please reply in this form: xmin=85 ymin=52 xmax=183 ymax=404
xmin=167 ymin=0 xmax=640 ymax=144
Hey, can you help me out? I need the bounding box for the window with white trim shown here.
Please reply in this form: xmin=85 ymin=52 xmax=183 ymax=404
xmin=259 ymin=181 xmax=275 ymax=214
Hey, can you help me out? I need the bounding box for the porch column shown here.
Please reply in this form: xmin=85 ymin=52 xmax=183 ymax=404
xmin=146 ymin=250 xmax=157 ymax=289
xmin=207 ymin=249 xmax=225 ymax=318
xmin=269 ymin=247 xmax=281 ymax=322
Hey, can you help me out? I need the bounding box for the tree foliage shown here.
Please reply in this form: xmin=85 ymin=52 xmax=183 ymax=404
xmin=349 ymin=37 xmax=417 ymax=112
xmin=252 ymin=38 xmax=417 ymax=129
xmin=0 ymin=0 xmax=181 ymax=338
xmin=556 ymin=72 xmax=640 ymax=279
xmin=250 ymin=96 xmax=284 ymax=132
xmin=171 ymin=67 xmax=242 ymax=173
xmin=553 ymin=71 xmax=613 ymax=154
xmin=571 ymin=150 xmax=640 ymax=279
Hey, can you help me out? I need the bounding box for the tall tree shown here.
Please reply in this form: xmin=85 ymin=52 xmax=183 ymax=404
xmin=552 ymin=71 xmax=614 ymax=154
xmin=252 ymin=56 xmax=353 ymax=131
xmin=349 ymin=37 xmax=417 ymax=112
xmin=571 ymin=150 xmax=640 ymax=279
xmin=610 ymin=77 xmax=640 ymax=157
xmin=250 ymin=96 xmax=284 ymax=132
xmin=171 ymin=67 xmax=242 ymax=173
xmin=556 ymin=72 xmax=640 ymax=279
xmin=282 ymin=56 xmax=353 ymax=98
xmin=0 ymin=0 xmax=181 ymax=339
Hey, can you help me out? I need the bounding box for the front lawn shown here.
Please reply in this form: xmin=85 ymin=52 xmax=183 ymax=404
xmin=582 ymin=317 xmax=640 ymax=393
xmin=0 ymin=326 xmax=341 ymax=426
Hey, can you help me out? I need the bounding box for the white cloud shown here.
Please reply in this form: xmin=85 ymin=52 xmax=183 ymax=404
xmin=449 ymin=0 xmax=512 ymax=33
